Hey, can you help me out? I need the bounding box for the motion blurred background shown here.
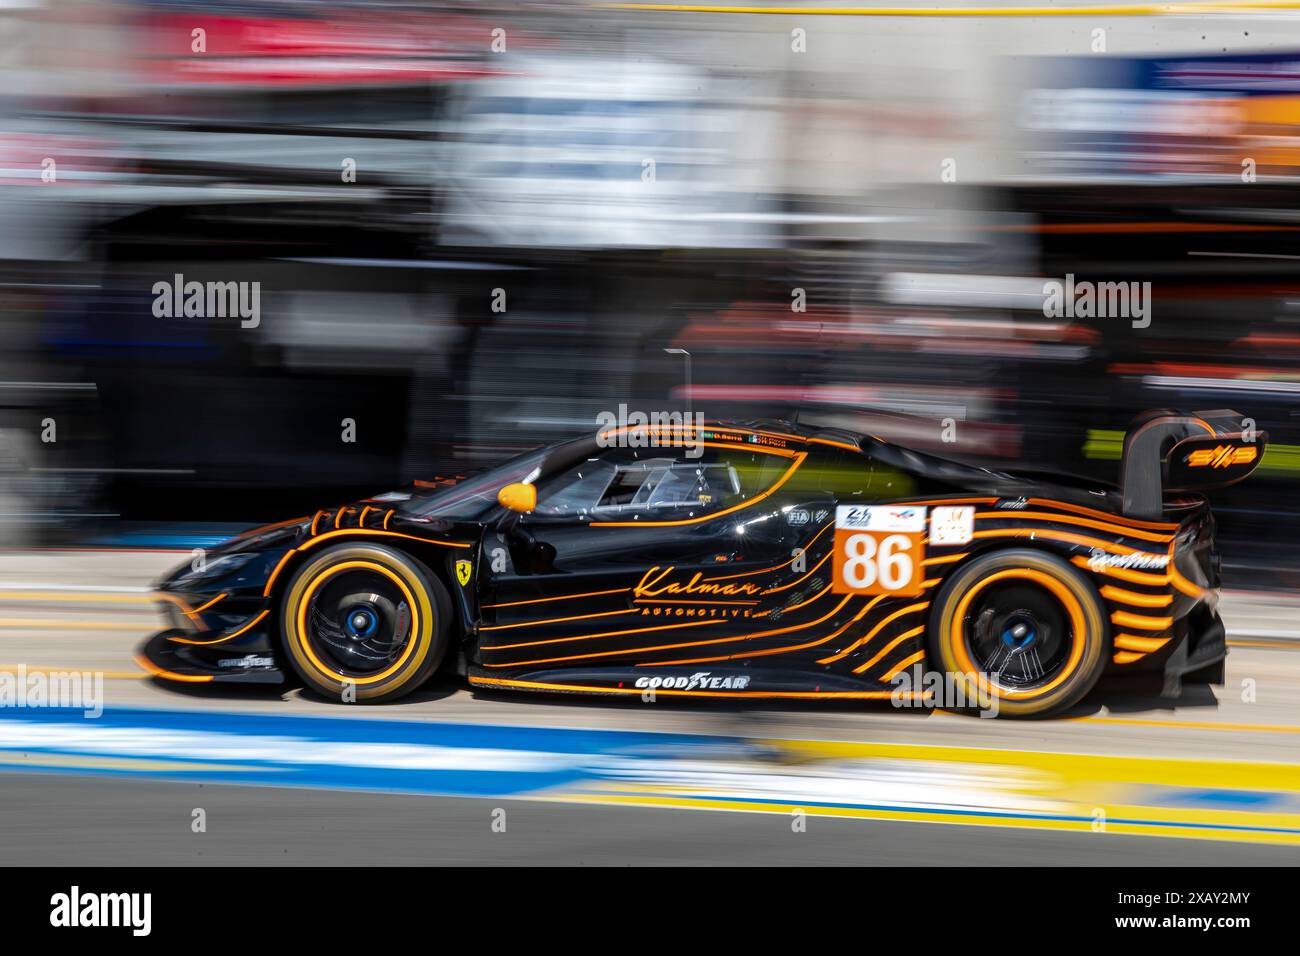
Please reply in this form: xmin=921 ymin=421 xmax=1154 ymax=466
xmin=3 ymin=0 xmax=1300 ymax=586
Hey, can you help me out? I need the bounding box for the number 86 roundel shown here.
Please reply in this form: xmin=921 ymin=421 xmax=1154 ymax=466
xmin=832 ymin=505 xmax=926 ymax=597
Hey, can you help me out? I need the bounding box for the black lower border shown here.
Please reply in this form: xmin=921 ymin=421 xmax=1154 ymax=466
xmin=0 ymin=868 xmax=1282 ymax=941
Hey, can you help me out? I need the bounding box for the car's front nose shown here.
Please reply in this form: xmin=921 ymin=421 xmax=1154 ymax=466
xmin=139 ymin=544 xmax=292 ymax=685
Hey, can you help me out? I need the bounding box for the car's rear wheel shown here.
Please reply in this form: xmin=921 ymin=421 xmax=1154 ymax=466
xmin=280 ymin=543 xmax=450 ymax=702
xmin=927 ymin=549 xmax=1108 ymax=717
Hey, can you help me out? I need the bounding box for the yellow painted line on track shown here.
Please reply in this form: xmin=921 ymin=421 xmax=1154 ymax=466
xmin=770 ymin=738 xmax=1300 ymax=785
xmin=927 ymin=706 xmax=1300 ymax=735
xmin=602 ymin=0 xmax=1300 ymax=15
xmin=560 ymin=792 xmax=1300 ymax=845
xmin=1070 ymin=715 xmax=1300 ymax=735
xmin=0 ymin=591 xmax=155 ymax=605
xmin=551 ymin=736 xmax=1300 ymax=845
xmin=1229 ymin=638 xmax=1300 ymax=650
xmin=0 ymin=664 xmax=146 ymax=680
xmin=0 ymin=619 xmax=146 ymax=632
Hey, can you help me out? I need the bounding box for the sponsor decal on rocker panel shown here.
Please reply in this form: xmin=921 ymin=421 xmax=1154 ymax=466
xmin=635 ymin=671 xmax=751 ymax=691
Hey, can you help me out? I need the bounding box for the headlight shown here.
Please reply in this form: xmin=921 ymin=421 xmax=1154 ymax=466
xmin=169 ymin=552 xmax=259 ymax=588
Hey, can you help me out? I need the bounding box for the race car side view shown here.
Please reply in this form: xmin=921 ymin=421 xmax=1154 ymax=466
xmin=138 ymin=409 xmax=1264 ymax=717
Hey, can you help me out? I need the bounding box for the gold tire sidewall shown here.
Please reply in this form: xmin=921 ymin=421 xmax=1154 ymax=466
xmin=281 ymin=544 xmax=439 ymax=702
xmin=932 ymin=549 xmax=1107 ymax=718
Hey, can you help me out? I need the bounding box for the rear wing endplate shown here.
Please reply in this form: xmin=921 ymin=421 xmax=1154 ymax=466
xmin=1121 ymin=409 xmax=1266 ymax=519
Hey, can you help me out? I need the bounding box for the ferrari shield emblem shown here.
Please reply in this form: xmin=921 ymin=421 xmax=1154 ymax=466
xmin=455 ymin=559 xmax=472 ymax=587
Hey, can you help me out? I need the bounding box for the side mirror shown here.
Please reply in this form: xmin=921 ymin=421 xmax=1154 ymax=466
xmin=498 ymin=482 xmax=537 ymax=514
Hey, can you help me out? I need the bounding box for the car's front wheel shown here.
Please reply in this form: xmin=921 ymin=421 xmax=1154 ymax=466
xmin=280 ymin=543 xmax=451 ymax=702
xmin=927 ymin=548 xmax=1109 ymax=718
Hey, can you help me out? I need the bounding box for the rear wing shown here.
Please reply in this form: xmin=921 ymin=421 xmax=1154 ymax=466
xmin=1121 ymin=409 xmax=1266 ymax=519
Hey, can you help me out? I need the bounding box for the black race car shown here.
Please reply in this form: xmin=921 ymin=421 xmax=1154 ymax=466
xmin=138 ymin=409 xmax=1263 ymax=717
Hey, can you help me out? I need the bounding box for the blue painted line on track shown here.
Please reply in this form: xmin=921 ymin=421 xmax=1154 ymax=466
xmin=1141 ymin=786 xmax=1295 ymax=811
xmin=0 ymin=706 xmax=751 ymax=799
xmin=0 ymin=708 xmax=1295 ymax=843
xmin=84 ymin=528 xmax=245 ymax=549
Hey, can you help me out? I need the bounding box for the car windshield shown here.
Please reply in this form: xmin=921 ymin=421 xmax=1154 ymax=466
xmin=397 ymin=437 xmax=587 ymax=520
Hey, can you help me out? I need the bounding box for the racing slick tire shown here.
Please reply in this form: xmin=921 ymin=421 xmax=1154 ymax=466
xmin=927 ymin=548 xmax=1109 ymax=718
xmin=280 ymin=543 xmax=452 ymax=703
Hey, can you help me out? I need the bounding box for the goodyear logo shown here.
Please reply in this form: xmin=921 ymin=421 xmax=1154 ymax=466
xmin=1186 ymin=445 xmax=1257 ymax=469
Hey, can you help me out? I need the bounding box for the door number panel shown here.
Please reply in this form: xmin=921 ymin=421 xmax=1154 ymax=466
xmin=832 ymin=505 xmax=926 ymax=597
